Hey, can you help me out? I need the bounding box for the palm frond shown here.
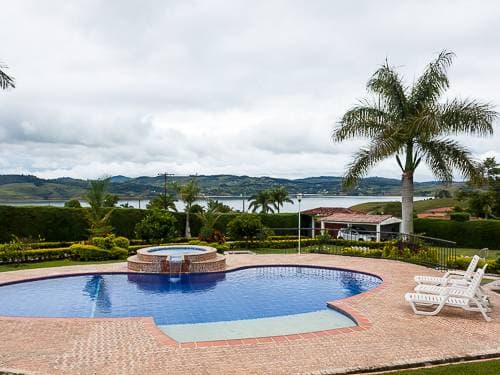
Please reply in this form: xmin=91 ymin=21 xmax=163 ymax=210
xmin=343 ymin=136 xmax=401 ymax=189
xmin=367 ymin=61 xmax=408 ymax=117
xmin=0 ymin=64 xmax=15 ymax=90
xmin=438 ymin=99 xmax=497 ymax=136
xmin=419 ymin=138 xmax=482 ymax=183
xmin=410 ymin=50 xmax=454 ymax=108
xmin=333 ymin=103 xmax=389 ymax=141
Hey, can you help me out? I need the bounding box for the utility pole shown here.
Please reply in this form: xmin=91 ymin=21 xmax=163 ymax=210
xmin=158 ymin=172 xmax=174 ymax=210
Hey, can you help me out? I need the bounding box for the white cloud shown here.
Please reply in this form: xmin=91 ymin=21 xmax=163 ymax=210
xmin=0 ymin=0 xmax=499 ymax=181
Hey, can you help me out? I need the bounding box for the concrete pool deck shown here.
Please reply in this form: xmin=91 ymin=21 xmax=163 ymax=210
xmin=0 ymin=254 xmax=499 ymax=374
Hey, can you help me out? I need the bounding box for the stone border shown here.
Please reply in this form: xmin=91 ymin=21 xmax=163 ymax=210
xmin=0 ymin=264 xmax=385 ymax=347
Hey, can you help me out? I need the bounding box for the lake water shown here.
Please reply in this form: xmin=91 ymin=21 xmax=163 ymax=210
xmin=0 ymin=195 xmax=428 ymax=213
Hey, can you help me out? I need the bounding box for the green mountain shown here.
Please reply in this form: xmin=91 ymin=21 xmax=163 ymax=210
xmin=0 ymin=174 xmax=461 ymax=201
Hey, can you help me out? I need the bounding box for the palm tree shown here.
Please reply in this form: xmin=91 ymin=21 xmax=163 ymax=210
xmin=0 ymin=63 xmax=15 ymax=90
xmin=270 ymin=186 xmax=293 ymax=213
xmin=146 ymin=194 xmax=177 ymax=211
xmin=179 ymin=178 xmax=201 ymax=238
xmin=86 ymin=178 xmax=114 ymax=236
xmin=333 ymin=51 xmax=497 ymax=234
xmin=248 ymin=190 xmax=275 ymax=213
xmin=196 ymin=203 xmax=223 ymax=241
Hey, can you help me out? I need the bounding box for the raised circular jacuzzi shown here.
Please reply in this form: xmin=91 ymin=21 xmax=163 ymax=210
xmin=127 ymin=245 xmax=226 ymax=273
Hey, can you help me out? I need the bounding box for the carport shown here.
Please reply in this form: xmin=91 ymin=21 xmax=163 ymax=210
xmin=318 ymin=213 xmax=402 ymax=242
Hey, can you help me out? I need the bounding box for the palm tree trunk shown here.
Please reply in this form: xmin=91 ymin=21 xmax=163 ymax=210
xmin=401 ymin=171 xmax=414 ymax=234
xmin=185 ymin=210 xmax=191 ymax=238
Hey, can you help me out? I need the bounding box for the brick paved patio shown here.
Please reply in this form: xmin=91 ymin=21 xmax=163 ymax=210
xmin=0 ymin=254 xmax=498 ymax=375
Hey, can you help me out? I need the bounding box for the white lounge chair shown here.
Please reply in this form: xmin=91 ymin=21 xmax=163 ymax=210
xmin=414 ymin=255 xmax=480 ymax=286
xmin=405 ymin=268 xmax=491 ymax=322
xmin=414 ymin=265 xmax=490 ymax=308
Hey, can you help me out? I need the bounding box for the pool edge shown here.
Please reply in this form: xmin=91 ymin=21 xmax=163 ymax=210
xmin=0 ymin=263 xmax=387 ymax=346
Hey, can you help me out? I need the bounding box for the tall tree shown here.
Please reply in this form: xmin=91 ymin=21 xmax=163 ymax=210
xmin=248 ymin=190 xmax=275 ymax=213
xmin=0 ymin=63 xmax=15 ymax=90
xmin=457 ymin=157 xmax=500 ymax=218
xmin=270 ymin=186 xmax=293 ymax=213
xmin=333 ymin=51 xmax=497 ymax=233
xmin=179 ymin=178 xmax=201 ymax=238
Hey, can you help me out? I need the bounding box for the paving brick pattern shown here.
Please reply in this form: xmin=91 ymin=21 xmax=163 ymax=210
xmin=0 ymin=254 xmax=498 ymax=375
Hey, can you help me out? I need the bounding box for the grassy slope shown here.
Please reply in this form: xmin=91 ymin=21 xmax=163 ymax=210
xmin=351 ymin=198 xmax=464 ymax=215
xmin=392 ymin=359 xmax=500 ymax=374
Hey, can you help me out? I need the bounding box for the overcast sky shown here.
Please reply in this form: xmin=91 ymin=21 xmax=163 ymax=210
xmin=0 ymin=0 xmax=499 ymax=181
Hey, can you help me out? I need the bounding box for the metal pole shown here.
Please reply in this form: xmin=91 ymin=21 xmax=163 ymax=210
xmin=297 ymin=193 xmax=303 ymax=254
xmin=158 ymin=172 xmax=174 ymax=210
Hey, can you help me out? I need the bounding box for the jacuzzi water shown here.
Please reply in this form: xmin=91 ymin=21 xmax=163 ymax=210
xmin=145 ymin=246 xmax=207 ymax=256
xmin=0 ymin=266 xmax=381 ymax=325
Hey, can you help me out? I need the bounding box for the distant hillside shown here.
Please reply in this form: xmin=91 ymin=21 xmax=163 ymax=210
xmin=0 ymin=174 xmax=462 ymax=201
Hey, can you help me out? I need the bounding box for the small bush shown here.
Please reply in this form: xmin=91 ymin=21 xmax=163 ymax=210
xmin=109 ymin=247 xmax=129 ymax=260
xmin=226 ymin=214 xmax=269 ymax=241
xmin=450 ymin=212 xmax=470 ymax=222
xmin=114 ymin=236 xmax=130 ymax=249
xmin=135 ymin=210 xmax=178 ymax=243
xmin=70 ymin=244 xmax=111 ymax=261
xmin=64 ymin=199 xmax=81 ymax=208
xmin=210 ymin=242 xmax=230 ymax=253
xmin=0 ymin=247 xmax=74 ymax=264
xmin=447 ymin=255 xmax=499 ymax=274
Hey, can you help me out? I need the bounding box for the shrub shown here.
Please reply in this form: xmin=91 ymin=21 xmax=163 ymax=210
xmin=210 ymin=242 xmax=230 ymax=253
xmin=109 ymin=247 xmax=129 ymax=260
xmin=0 ymin=247 xmax=74 ymax=264
xmin=108 ymin=208 xmax=147 ymax=238
xmin=226 ymin=214 xmax=268 ymax=241
xmin=450 ymin=212 xmax=470 ymax=222
xmin=135 ymin=210 xmax=178 ymax=243
xmin=447 ymin=255 xmax=499 ymax=274
xmin=64 ymin=199 xmax=82 ymax=208
xmin=114 ymin=236 xmax=130 ymax=249
xmin=70 ymin=244 xmax=111 ymax=261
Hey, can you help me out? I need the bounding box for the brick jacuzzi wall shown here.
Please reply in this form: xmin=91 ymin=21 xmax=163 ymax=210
xmin=127 ymin=245 xmax=226 ymax=273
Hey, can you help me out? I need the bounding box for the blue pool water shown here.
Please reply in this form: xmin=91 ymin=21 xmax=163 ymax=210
xmin=0 ymin=266 xmax=381 ymax=325
xmin=146 ymin=246 xmax=207 ymax=256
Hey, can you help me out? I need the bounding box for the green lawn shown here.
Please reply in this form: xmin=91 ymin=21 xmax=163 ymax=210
xmin=350 ymin=198 xmax=464 ymax=215
xmin=392 ymin=359 xmax=500 ymax=374
xmin=0 ymin=259 xmax=124 ymax=273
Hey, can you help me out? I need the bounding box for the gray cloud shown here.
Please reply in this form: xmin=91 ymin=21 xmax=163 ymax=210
xmin=0 ymin=0 xmax=499 ymax=181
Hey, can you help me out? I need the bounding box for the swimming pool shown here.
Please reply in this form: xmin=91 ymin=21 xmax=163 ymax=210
xmin=0 ymin=266 xmax=381 ymax=326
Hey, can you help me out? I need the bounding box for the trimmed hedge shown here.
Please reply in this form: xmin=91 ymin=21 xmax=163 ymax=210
xmin=228 ymin=238 xmax=388 ymax=250
xmin=0 ymin=206 xmax=305 ymax=243
xmin=414 ymin=218 xmax=500 ymax=249
xmin=0 ymin=206 xmax=90 ymax=242
xmin=0 ymin=248 xmax=74 ymax=263
xmin=447 ymin=255 xmax=499 ymax=274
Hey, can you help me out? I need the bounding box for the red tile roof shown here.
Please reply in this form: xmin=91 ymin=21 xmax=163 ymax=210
xmin=321 ymin=213 xmax=395 ymax=224
xmin=301 ymin=207 xmax=355 ymax=216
